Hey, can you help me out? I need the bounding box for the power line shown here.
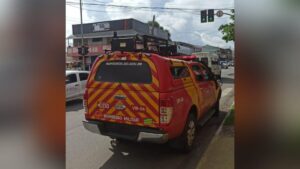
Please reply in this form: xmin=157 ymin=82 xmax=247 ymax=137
xmin=92 ymin=0 xmax=166 ymax=6
xmin=66 ymin=4 xmax=201 ymax=16
xmin=66 ymin=1 xmax=233 ymax=18
xmin=67 ymin=4 xmax=108 ymax=13
xmin=66 ymin=1 xmax=233 ymax=12
xmin=66 ymin=3 xmax=231 ymax=26
xmin=91 ymin=0 xmax=206 ymax=9
xmin=65 ymin=1 xmax=234 ymax=43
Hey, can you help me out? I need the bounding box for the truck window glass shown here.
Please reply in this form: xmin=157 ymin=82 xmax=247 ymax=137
xmin=170 ymin=66 xmax=190 ymax=79
xmin=66 ymin=74 xmax=77 ymax=84
xmin=200 ymin=65 xmax=213 ymax=80
xmin=191 ymin=65 xmax=200 ymax=71
xmin=94 ymin=61 xmax=152 ymax=84
xmin=191 ymin=65 xmax=204 ymax=81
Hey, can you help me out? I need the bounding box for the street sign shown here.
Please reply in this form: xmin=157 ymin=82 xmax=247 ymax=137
xmin=216 ymin=10 xmax=224 ymax=17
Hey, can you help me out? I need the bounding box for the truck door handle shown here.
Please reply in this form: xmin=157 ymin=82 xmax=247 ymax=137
xmin=75 ymin=84 xmax=79 ymax=86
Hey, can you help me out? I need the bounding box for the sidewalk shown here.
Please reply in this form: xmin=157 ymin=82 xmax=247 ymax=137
xmin=196 ymin=107 xmax=235 ymax=169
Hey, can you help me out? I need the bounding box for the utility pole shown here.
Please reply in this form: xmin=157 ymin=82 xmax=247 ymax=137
xmin=80 ymin=0 xmax=85 ymax=70
xmin=151 ymin=15 xmax=155 ymax=35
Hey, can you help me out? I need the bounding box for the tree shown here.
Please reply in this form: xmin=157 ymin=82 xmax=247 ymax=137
xmin=147 ymin=21 xmax=171 ymax=40
xmin=147 ymin=20 xmax=160 ymax=28
xmin=165 ymin=29 xmax=171 ymax=39
xmin=218 ymin=9 xmax=235 ymax=42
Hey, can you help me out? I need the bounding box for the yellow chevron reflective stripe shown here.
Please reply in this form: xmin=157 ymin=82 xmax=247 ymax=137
xmin=132 ymin=84 xmax=158 ymax=111
xmin=89 ymin=83 xmax=119 ymax=113
xmin=122 ymin=84 xmax=159 ymax=122
xmin=152 ymin=77 xmax=159 ymax=87
xmin=143 ymin=57 xmax=157 ymax=73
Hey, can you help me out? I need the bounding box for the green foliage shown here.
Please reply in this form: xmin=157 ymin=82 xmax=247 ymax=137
xmin=147 ymin=20 xmax=160 ymax=28
xmin=224 ymin=104 xmax=234 ymax=126
xmin=218 ymin=9 xmax=235 ymax=42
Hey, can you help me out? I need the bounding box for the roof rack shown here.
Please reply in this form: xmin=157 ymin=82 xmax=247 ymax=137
xmin=110 ymin=32 xmax=195 ymax=57
xmin=111 ymin=32 xmax=172 ymax=55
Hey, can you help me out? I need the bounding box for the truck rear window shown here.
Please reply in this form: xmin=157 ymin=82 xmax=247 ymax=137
xmin=94 ymin=61 xmax=152 ymax=84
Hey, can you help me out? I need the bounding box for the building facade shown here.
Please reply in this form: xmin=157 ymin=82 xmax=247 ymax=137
xmin=67 ymin=18 xmax=170 ymax=70
xmin=201 ymin=45 xmax=233 ymax=61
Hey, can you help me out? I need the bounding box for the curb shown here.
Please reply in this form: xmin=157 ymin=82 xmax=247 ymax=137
xmin=196 ymin=100 xmax=234 ymax=169
xmin=216 ymin=101 xmax=234 ymax=135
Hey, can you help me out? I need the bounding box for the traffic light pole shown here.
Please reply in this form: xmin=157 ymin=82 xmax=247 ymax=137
xmin=221 ymin=12 xmax=234 ymax=17
xmin=80 ymin=0 xmax=85 ymax=70
xmin=151 ymin=15 xmax=155 ymax=35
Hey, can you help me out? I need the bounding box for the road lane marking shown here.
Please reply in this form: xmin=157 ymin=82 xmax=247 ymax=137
xmin=221 ymin=87 xmax=233 ymax=97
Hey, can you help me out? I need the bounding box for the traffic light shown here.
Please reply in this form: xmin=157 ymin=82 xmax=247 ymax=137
xmin=201 ymin=10 xmax=207 ymax=23
xmin=208 ymin=9 xmax=214 ymax=22
xmin=78 ymin=46 xmax=89 ymax=55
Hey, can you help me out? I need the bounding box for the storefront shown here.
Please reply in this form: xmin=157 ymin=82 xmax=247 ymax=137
xmin=66 ymin=44 xmax=110 ymax=70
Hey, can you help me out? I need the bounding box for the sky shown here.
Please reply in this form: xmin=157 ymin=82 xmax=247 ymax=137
xmin=66 ymin=0 xmax=234 ymax=49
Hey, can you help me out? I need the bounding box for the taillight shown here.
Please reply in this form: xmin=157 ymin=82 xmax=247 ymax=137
xmin=160 ymin=99 xmax=173 ymax=125
xmin=83 ymin=90 xmax=88 ymax=113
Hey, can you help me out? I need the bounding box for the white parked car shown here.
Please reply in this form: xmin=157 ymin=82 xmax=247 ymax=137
xmin=66 ymin=70 xmax=90 ymax=101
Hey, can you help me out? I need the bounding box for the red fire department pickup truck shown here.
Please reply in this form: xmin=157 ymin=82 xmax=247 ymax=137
xmin=83 ymin=51 xmax=221 ymax=152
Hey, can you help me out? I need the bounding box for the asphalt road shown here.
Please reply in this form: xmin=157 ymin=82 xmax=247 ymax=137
xmin=66 ymin=66 xmax=234 ymax=169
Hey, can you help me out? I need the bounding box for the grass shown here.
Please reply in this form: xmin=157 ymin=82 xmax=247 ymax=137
xmin=224 ymin=104 xmax=234 ymax=126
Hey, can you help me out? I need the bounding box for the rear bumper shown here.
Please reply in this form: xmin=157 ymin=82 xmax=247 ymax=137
xmin=137 ymin=132 xmax=168 ymax=143
xmin=83 ymin=120 xmax=168 ymax=144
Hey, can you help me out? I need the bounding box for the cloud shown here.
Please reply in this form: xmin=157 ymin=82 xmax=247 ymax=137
xmin=106 ymin=0 xmax=154 ymax=21
xmin=155 ymin=0 xmax=234 ymax=48
xmin=196 ymin=32 xmax=234 ymax=49
xmin=66 ymin=0 xmax=234 ymax=49
xmin=66 ymin=3 xmax=96 ymax=37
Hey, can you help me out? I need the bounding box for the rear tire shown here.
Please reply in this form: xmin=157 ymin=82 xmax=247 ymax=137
xmin=170 ymin=113 xmax=197 ymax=153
